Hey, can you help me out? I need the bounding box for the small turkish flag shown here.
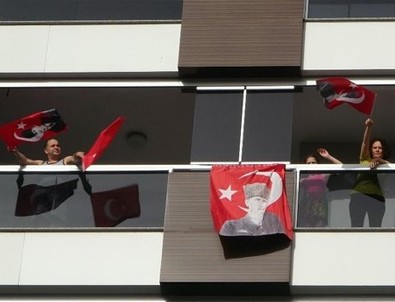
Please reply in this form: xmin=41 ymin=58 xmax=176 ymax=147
xmin=316 ymin=77 xmax=376 ymax=115
xmin=0 ymin=109 xmax=67 ymax=149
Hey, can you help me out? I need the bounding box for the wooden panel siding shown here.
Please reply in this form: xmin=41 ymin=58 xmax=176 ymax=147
xmin=160 ymin=171 xmax=295 ymax=294
xmin=178 ymin=0 xmax=304 ymax=77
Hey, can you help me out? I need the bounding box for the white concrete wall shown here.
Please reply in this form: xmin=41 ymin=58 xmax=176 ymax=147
xmin=0 ymin=232 xmax=163 ymax=288
xmin=0 ymin=24 xmax=180 ymax=74
xmin=303 ymin=22 xmax=395 ymax=73
xmin=292 ymin=232 xmax=395 ymax=287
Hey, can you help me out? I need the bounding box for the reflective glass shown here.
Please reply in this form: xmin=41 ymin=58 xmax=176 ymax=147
xmin=0 ymin=171 xmax=168 ymax=229
xmin=297 ymin=170 xmax=395 ymax=228
xmin=308 ymin=0 xmax=395 ymax=18
xmin=0 ymin=0 xmax=182 ymax=22
xmin=243 ymin=91 xmax=293 ymax=162
xmin=191 ymin=91 xmax=243 ymax=162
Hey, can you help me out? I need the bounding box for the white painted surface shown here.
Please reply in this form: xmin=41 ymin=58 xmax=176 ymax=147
xmin=0 ymin=26 xmax=50 ymax=72
xmin=292 ymin=232 xmax=395 ymax=286
xmin=18 ymin=232 xmax=163 ymax=286
xmin=0 ymin=24 xmax=180 ymax=74
xmin=0 ymin=233 xmax=25 ymax=285
xmin=303 ymin=22 xmax=395 ymax=71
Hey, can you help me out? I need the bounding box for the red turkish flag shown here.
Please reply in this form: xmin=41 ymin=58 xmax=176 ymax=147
xmin=90 ymin=184 xmax=140 ymax=227
xmin=82 ymin=116 xmax=124 ymax=171
xmin=0 ymin=109 xmax=67 ymax=149
xmin=210 ymin=164 xmax=293 ymax=239
xmin=316 ymin=77 xmax=376 ymax=115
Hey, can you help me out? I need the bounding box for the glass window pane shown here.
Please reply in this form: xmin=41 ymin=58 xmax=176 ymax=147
xmin=0 ymin=0 xmax=182 ymax=22
xmin=297 ymin=170 xmax=395 ymax=228
xmin=0 ymin=171 xmax=168 ymax=229
xmin=351 ymin=4 xmax=395 ymax=17
xmin=308 ymin=4 xmax=349 ymax=18
xmin=191 ymin=91 xmax=243 ymax=162
xmin=242 ymin=91 xmax=293 ymax=162
xmin=307 ymin=0 xmax=395 ymax=18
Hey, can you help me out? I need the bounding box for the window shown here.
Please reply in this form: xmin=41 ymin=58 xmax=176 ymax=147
xmin=243 ymin=90 xmax=293 ymax=162
xmin=307 ymin=0 xmax=395 ymax=19
xmin=0 ymin=169 xmax=168 ymax=229
xmin=191 ymin=90 xmax=243 ymax=162
xmin=0 ymin=0 xmax=182 ymax=23
xmin=297 ymin=168 xmax=395 ymax=228
xmin=191 ymin=88 xmax=295 ymax=163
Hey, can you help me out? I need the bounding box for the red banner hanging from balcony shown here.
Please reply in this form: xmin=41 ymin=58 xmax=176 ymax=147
xmin=210 ymin=164 xmax=293 ymax=239
xmin=210 ymin=164 xmax=293 ymax=258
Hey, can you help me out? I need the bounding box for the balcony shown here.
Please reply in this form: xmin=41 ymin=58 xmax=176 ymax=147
xmin=1 ymin=164 xmax=395 ymax=295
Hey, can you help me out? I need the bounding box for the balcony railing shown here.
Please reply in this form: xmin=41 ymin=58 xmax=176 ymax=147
xmin=293 ymin=164 xmax=395 ymax=230
xmin=1 ymin=164 xmax=395 ymax=231
xmin=0 ymin=165 xmax=177 ymax=230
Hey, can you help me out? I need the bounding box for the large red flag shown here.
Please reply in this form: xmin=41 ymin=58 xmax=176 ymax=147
xmin=0 ymin=109 xmax=67 ymax=149
xmin=316 ymin=77 xmax=376 ymax=115
xmin=90 ymin=184 xmax=140 ymax=227
xmin=210 ymin=164 xmax=293 ymax=239
xmin=82 ymin=116 xmax=124 ymax=171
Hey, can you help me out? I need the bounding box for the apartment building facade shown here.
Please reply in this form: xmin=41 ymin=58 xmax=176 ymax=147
xmin=1 ymin=0 xmax=395 ymax=300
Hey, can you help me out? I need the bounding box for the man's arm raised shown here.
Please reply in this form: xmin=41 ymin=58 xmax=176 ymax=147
xmin=9 ymin=147 xmax=44 ymax=165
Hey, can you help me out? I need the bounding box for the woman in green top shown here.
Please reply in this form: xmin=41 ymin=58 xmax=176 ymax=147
xmin=350 ymin=118 xmax=391 ymax=227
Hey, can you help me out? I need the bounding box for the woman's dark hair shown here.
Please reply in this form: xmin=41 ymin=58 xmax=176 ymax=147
xmin=370 ymin=137 xmax=391 ymax=160
xmin=303 ymin=153 xmax=320 ymax=164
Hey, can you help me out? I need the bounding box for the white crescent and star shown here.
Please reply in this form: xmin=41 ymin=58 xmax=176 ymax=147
xmin=217 ymin=171 xmax=283 ymax=206
xmin=336 ymin=91 xmax=365 ymax=104
xmin=327 ymin=83 xmax=365 ymax=104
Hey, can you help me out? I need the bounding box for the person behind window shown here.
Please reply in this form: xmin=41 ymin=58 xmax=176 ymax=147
xmin=349 ymin=118 xmax=391 ymax=227
xmin=299 ymin=149 xmax=342 ymax=227
xmin=9 ymin=138 xmax=84 ymax=166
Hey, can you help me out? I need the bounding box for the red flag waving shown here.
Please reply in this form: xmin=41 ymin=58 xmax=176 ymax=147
xmin=316 ymin=77 xmax=376 ymax=115
xmin=210 ymin=164 xmax=293 ymax=239
xmin=0 ymin=109 xmax=67 ymax=149
xmin=82 ymin=116 xmax=125 ymax=171
xmin=90 ymin=184 xmax=140 ymax=227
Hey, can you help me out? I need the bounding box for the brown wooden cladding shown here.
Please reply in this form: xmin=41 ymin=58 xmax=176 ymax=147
xmin=178 ymin=0 xmax=304 ymax=77
xmin=160 ymin=171 xmax=295 ymax=285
